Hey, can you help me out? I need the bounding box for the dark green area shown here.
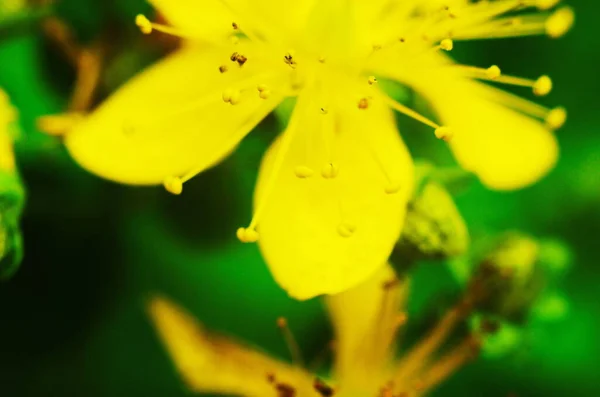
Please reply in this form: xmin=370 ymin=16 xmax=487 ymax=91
xmin=0 ymin=1 xmax=598 ymax=396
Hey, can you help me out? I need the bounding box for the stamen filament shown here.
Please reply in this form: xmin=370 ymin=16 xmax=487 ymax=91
xmin=238 ymin=93 xmax=309 ymax=241
xmin=276 ymin=317 xmax=304 ymax=367
xmin=409 ymin=336 xmax=481 ymax=395
xmin=135 ymin=14 xmax=200 ymax=40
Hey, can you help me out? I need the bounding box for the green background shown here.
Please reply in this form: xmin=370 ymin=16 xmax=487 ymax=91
xmin=0 ymin=1 xmax=598 ymax=396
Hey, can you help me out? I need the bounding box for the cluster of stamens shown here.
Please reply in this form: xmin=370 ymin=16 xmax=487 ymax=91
xmin=133 ymin=0 xmax=573 ymax=244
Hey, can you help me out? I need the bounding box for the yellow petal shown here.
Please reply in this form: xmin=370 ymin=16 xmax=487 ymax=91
xmin=371 ymin=54 xmax=558 ymax=191
xmin=254 ymin=90 xmax=413 ymax=300
xmin=66 ymin=45 xmax=282 ymax=185
xmin=326 ymin=264 xmax=409 ymax=390
xmin=148 ymin=0 xmax=233 ymax=40
xmin=148 ymin=296 xmax=314 ymax=397
xmin=423 ymin=80 xmax=558 ymax=190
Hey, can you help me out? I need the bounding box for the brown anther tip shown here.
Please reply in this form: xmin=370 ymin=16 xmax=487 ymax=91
xmin=219 ymin=65 xmax=228 ymax=73
xmin=276 ymin=317 xmax=288 ymax=328
xmin=266 ymin=372 xmax=276 ymax=384
xmin=313 ymin=378 xmax=335 ymax=396
xmin=232 ymin=22 xmax=239 ymax=30
xmin=358 ymin=97 xmax=370 ymax=109
xmin=275 ymin=383 xmax=296 ymax=397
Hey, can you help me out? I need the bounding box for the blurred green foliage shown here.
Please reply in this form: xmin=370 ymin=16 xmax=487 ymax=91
xmin=0 ymin=1 xmax=598 ymax=396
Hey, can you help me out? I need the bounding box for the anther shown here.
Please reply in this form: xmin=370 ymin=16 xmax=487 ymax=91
xmin=337 ymin=221 xmax=357 ymax=238
xmin=236 ymin=227 xmax=259 ymax=243
xmin=321 ymin=163 xmax=339 ymax=179
xmin=232 ymin=22 xmax=239 ymax=30
xmin=546 ymin=7 xmax=575 ymax=38
xmin=320 ymin=107 xmax=329 ymax=115
xmin=294 ymin=166 xmax=315 ymax=178
xmin=163 ymin=176 xmax=183 ymax=195
xmin=440 ymin=39 xmax=454 ymax=51
xmin=276 ymin=317 xmax=304 ymax=366
xmin=533 ymin=75 xmax=552 ymax=96
xmin=219 ymin=65 xmax=228 ymax=73
xmin=545 ymin=107 xmax=567 ymax=129
xmin=222 ymin=89 xmax=241 ymax=105
xmin=135 ymin=14 xmax=153 ymax=34
xmin=230 ymin=52 xmax=247 ymax=66
xmin=385 ymin=181 xmax=402 ymax=195
xmin=486 ymin=65 xmax=501 ymax=79
xmin=313 ymin=378 xmax=335 ymax=397
xmin=259 ymin=90 xmax=272 ymax=100
xmin=368 ymin=76 xmax=378 ymax=85
xmin=284 ymin=51 xmax=297 ymax=68
xmin=435 ymin=126 xmax=454 ymax=142
xmin=358 ymin=97 xmax=370 ymax=109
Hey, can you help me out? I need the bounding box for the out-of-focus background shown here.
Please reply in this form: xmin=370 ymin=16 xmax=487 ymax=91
xmin=0 ymin=0 xmax=598 ymax=396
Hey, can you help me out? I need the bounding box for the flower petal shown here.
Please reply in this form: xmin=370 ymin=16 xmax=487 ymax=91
xmin=254 ymin=91 xmax=414 ymax=300
xmin=371 ymin=54 xmax=558 ymax=191
xmin=325 ymin=264 xmax=409 ymax=390
xmin=421 ymin=80 xmax=558 ymax=190
xmin=148 ymin=296 xmax=314 ymax=397
xmin=66 ymin=45 xmax=282 ymax=185
xmin=148 ymin=0 xmax=233 ymax=39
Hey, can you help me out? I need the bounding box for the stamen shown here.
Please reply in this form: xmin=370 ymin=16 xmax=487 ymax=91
xmin=368 ymin=76 xmax=378 ymax=85
xmin=163 ymin=176 xmax=183 ymax=195
xmin=230 ymin=52 xmax=248 ymax=66
xmin=434 ymin=126 xmax=454 ymax=142
xmin=321 ymin=163 xmax=340 ymax=179
xmin=546 ymin=6 xmax=575 ymax=38
xmin=337 ymin=221 xmax=357 ymax=238
xmin=294 ymin=166 xmax=315 ymax=179
xmin=358 ymin=97 xmax=370 ymax=109
xmin=313 ymin=378 xmax=335 ymax=396
xmin=284 ymin=51 xmax=297 ymax=69
xmin=448 ymin=4 xmax=573 ymax=41
xmin=475 ymin=72 xmax=553 ymax=96
xmin=455 ymin=64 xmax=502 ymax=80
xmin=546 ymin=106 xmax=567 ymax=129
xmin=439 ymin=38 xmax=454 ymax=51
xmin=37 ymin=112 xmax=84 ymax=136
xmin=236 ymin=227 xmax=259 ymax=243
xmin=393 ymin=300 xmax=471 ymax=388
xmin=477 ymin=84 xmax=566 ymax=128
xmin=237 ymin=94 xmax=308 ymax=242
xmin=381 ymin=94 xmax=452 ymax=138
xmin=135 ymin=14 xmax=197 ymax=39
xmin=533 ymin=75 xmax=553 ymax=96
xmin=219 ymin=65 xmax=228 ymax=73
xmin=222 ymin=89 xmax=242 ymax=105
xmin=409 ymin=335 xmax=481 ymax=394
xmin=276 ymin=317 xmax=304 ymax=366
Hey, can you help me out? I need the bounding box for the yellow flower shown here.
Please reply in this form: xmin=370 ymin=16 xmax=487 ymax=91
xmin=148 ymin=265 xmax=487 ymax=397
xmin=0 ymin=90 xmax=17 ymax=172
xmin=64 ymin=0 xmax=572 ymax=298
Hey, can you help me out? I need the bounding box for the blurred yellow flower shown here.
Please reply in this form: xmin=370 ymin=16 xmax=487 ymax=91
xmin=148 ymin=265 xmax=487 ymax=397
xmin=65 ymin=0 xmax=572 ymax=298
